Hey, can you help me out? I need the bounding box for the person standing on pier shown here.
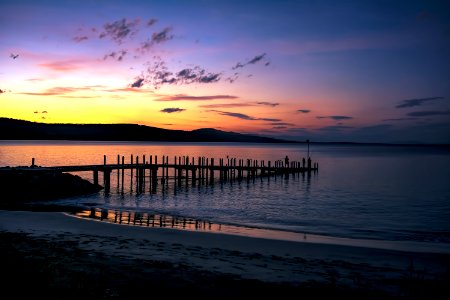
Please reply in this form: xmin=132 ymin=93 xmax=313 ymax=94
xmin=284 ymin=155 xmax=289 ymax=168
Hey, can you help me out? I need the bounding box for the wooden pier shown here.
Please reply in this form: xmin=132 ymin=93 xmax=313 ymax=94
xmin=28 ymin=154 xmax=318 ymax=195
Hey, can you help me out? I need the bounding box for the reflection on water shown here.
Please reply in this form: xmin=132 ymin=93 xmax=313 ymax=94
xmin=72 ymin=207 xmax=312 ymax=242
xmin=77 ymin=208 xmax=217 ymax=231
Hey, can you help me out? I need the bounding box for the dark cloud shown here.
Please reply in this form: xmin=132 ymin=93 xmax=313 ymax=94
xmin=157 ymin=94 xmax=238 ymax=101
xmin=199 ymin=103 xmax=254 ymax=108
xmin=317 ymin=115 xmax=353 ymax=120
xmin=42 ymin=111 xmax=48 ymax=113
xmin=259 ymin=117 xmax=281 ymax=122
xmin=248 ymin=53 xmax=266 ymax=64
xmin=147 ymin=18 xmax=158 ymax=27
xmin=142 ymin=58 xmax=221 ymax=88
xmin=103 ymin=50 xmax=127 ymax=61
xmin=273 ymin=126 xmax=287 ymax=129
xmin=73 ymin=36 xmax=88 ymax=42
xmin=99 ymin=18 xmax=140 ymax=44
xmin=151 ymin=27 xmax=173 ymax=44
xmin=211 ymin=110 xmax=281 ymax=122
xmin=139 ymin=27 xmax=174 ymax=52
xmin=214 ymin=111 xmax=255 ymax=120
xmin=257 ymin=101 xmax=279 ymax=107
xmin=407 ymin=110 xmax=450 ymax=117
xmin=318 ymin=125 xmax=353 ymax=131
xmin=130 ymin=78 xmax=145 ymax=88
xmin=297 ymin=109 xmax=310 ymax=113
xmin=286 ymin=127 xmax=308 ymax=133
xmin=198 ymin=73 xmax=221 ymax=83
xmin=0 ymin=89 xmax=4 ymax=93
xmin=160 ymin=108 xmax=186 ymax=113
xmin=270 ymin=122 xmax=295 ymax=126
xmin=382 ymin=117 xmax=415 ymax=122
xmin=396 ymin=97 xmax=444 ymax=108
xmin=233 ymin=53 xmax=268 ymax=70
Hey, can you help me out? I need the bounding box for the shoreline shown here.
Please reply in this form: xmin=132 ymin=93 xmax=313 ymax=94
xmin=70 ymin=208 xmax=450 ymax=254
xmin=1 ymin=210 xmax=450 ymax=298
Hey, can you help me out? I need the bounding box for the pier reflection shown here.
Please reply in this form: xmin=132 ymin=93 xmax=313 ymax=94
xmin=72 ymin=207 xmax=314 ymax=243
xmin=76 ymin=208 xmax=218 ymax=231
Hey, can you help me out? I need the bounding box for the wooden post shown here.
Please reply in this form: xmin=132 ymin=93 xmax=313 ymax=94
xmin=93 ymin=170 xmax=98 ymax=186
xmin=31 ymin=158 xmax=35 ymax=167
xmin=104 ymin=155 xmax=106 ymax=165
xmin=117 ymin=154 xmax=120 ymax=190
xmin=210 ymin=158 xmax=214 ymax=183
xmin=130 ymin=154 xmax=133 ymax=194
xmin=121 ymin=156 xmax=124 ymax=193
xmin=104 ymin=170 xmax=111 ymax=194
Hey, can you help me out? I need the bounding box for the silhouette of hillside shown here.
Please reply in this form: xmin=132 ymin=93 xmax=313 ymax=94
xmin=0 ymin=118 xmax=292 ymax=143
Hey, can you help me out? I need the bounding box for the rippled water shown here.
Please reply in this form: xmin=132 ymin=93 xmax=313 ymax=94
xmin=1 ymin=140 xmax=450 ymax=244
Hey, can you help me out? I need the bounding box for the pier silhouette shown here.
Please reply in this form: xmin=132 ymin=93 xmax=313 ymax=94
xmin=23 ymin=154 xmax=319 ymax=195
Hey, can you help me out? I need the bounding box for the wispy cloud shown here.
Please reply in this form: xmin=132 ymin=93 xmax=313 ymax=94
xmin=38 ymin=60 xmax=83 ymax=71
xmin=130 ymin=78 xmax=145 ymax=88
xmin=18 ymin=85 xmax=131 ymax=96
xmin=396 ymin=97 xmax=444 ymax=108
xmin=141 ymin=58 xmax=222 ymax=88
xmin=382 ymin=117 xmax=415 ymax=121
xmin=199 ymin=103 xmax=254 ymax=108
xmin=156 ymin=94 xmax=238 ymax=101
xmin=232 ymin=53 xmax=269 ymax=70
xmin=270 ymin=122 xmax=295 ymax=126
xmin=211 ymin=110 xmax=281 ymax=122
xmin=318 ymin=125 xmax=353 ymax=131
xmin=139 ymin=27 xmax=174 ymax=52
xmin=316 ymin=115 xmax=353 ymax=120
xmin=103 ymin=50 xmax=127 ymax=61
xmin=99 ymin=18 xmax=141 ymax=44
xmin=147 ymin=18 xmax=158 ymax=27
xmin=20 ymin=87 xmax=79 ymax=96
xmin=73 ymin=36 xmax=88 ymax=43
xmin=407 ymin=110 xmax=450 ymax=117
xmin=297 ymin=109 xmax=310 ymax=113
xmin=256 ymin=101 xmax=279 ymax=107
xmin=160 ymin=107 xmax=186 ymax=113
xmin=199 ymin=101 xmax=279 ymax=108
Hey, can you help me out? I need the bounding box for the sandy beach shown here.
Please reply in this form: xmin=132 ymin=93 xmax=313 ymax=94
xmin=1 ymin=210 xmax=449 ymax=299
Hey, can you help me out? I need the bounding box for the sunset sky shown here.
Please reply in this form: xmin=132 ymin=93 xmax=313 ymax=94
xmin=1 ymin=0 xmax=449 ymax=143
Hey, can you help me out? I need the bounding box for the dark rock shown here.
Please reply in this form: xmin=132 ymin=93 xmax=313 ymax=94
xmin=0 ymin=167 xmax=103 ymax=207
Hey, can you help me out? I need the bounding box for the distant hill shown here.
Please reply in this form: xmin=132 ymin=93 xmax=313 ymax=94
xmin=0 ymin=118 xmax=294 ymax=143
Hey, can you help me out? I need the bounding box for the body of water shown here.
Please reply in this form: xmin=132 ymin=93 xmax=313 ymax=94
xmin=1 ymin=140 xmax=450 ymax=250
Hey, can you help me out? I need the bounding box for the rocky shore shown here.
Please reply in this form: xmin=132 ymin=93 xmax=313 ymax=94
xmin=0 ymin=167 xmax=102 ymax=208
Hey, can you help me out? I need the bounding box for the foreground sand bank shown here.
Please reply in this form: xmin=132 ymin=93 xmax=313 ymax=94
xmin=1 ymin=210 xmax=449 ymax=298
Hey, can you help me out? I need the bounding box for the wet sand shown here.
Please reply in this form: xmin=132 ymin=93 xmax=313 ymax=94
xmin=1 ymin=210 xmax=449 ymax=299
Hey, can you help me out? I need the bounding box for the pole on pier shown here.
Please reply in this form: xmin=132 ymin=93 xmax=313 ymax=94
xmin=104 ymin=170 xmax=111 ymax=194
xmin=93 ymin=170 xmax=98 ymax=186
xmin=121 ymin=156 xmax=124 ymax=193
xmin=307 ymin=139 xmax=310 ymax=160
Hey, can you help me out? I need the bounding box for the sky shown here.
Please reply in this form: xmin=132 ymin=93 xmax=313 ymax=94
xmin=1 ymin=0 xmax=450 ymax=144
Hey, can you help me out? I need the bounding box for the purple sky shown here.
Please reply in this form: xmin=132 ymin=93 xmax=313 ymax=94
xmin=1 ymin=0 xmax=449 ymax=143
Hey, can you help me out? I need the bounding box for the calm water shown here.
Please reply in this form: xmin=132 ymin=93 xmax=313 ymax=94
xmin=1 ymin=140 xmax=450 ymax=247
